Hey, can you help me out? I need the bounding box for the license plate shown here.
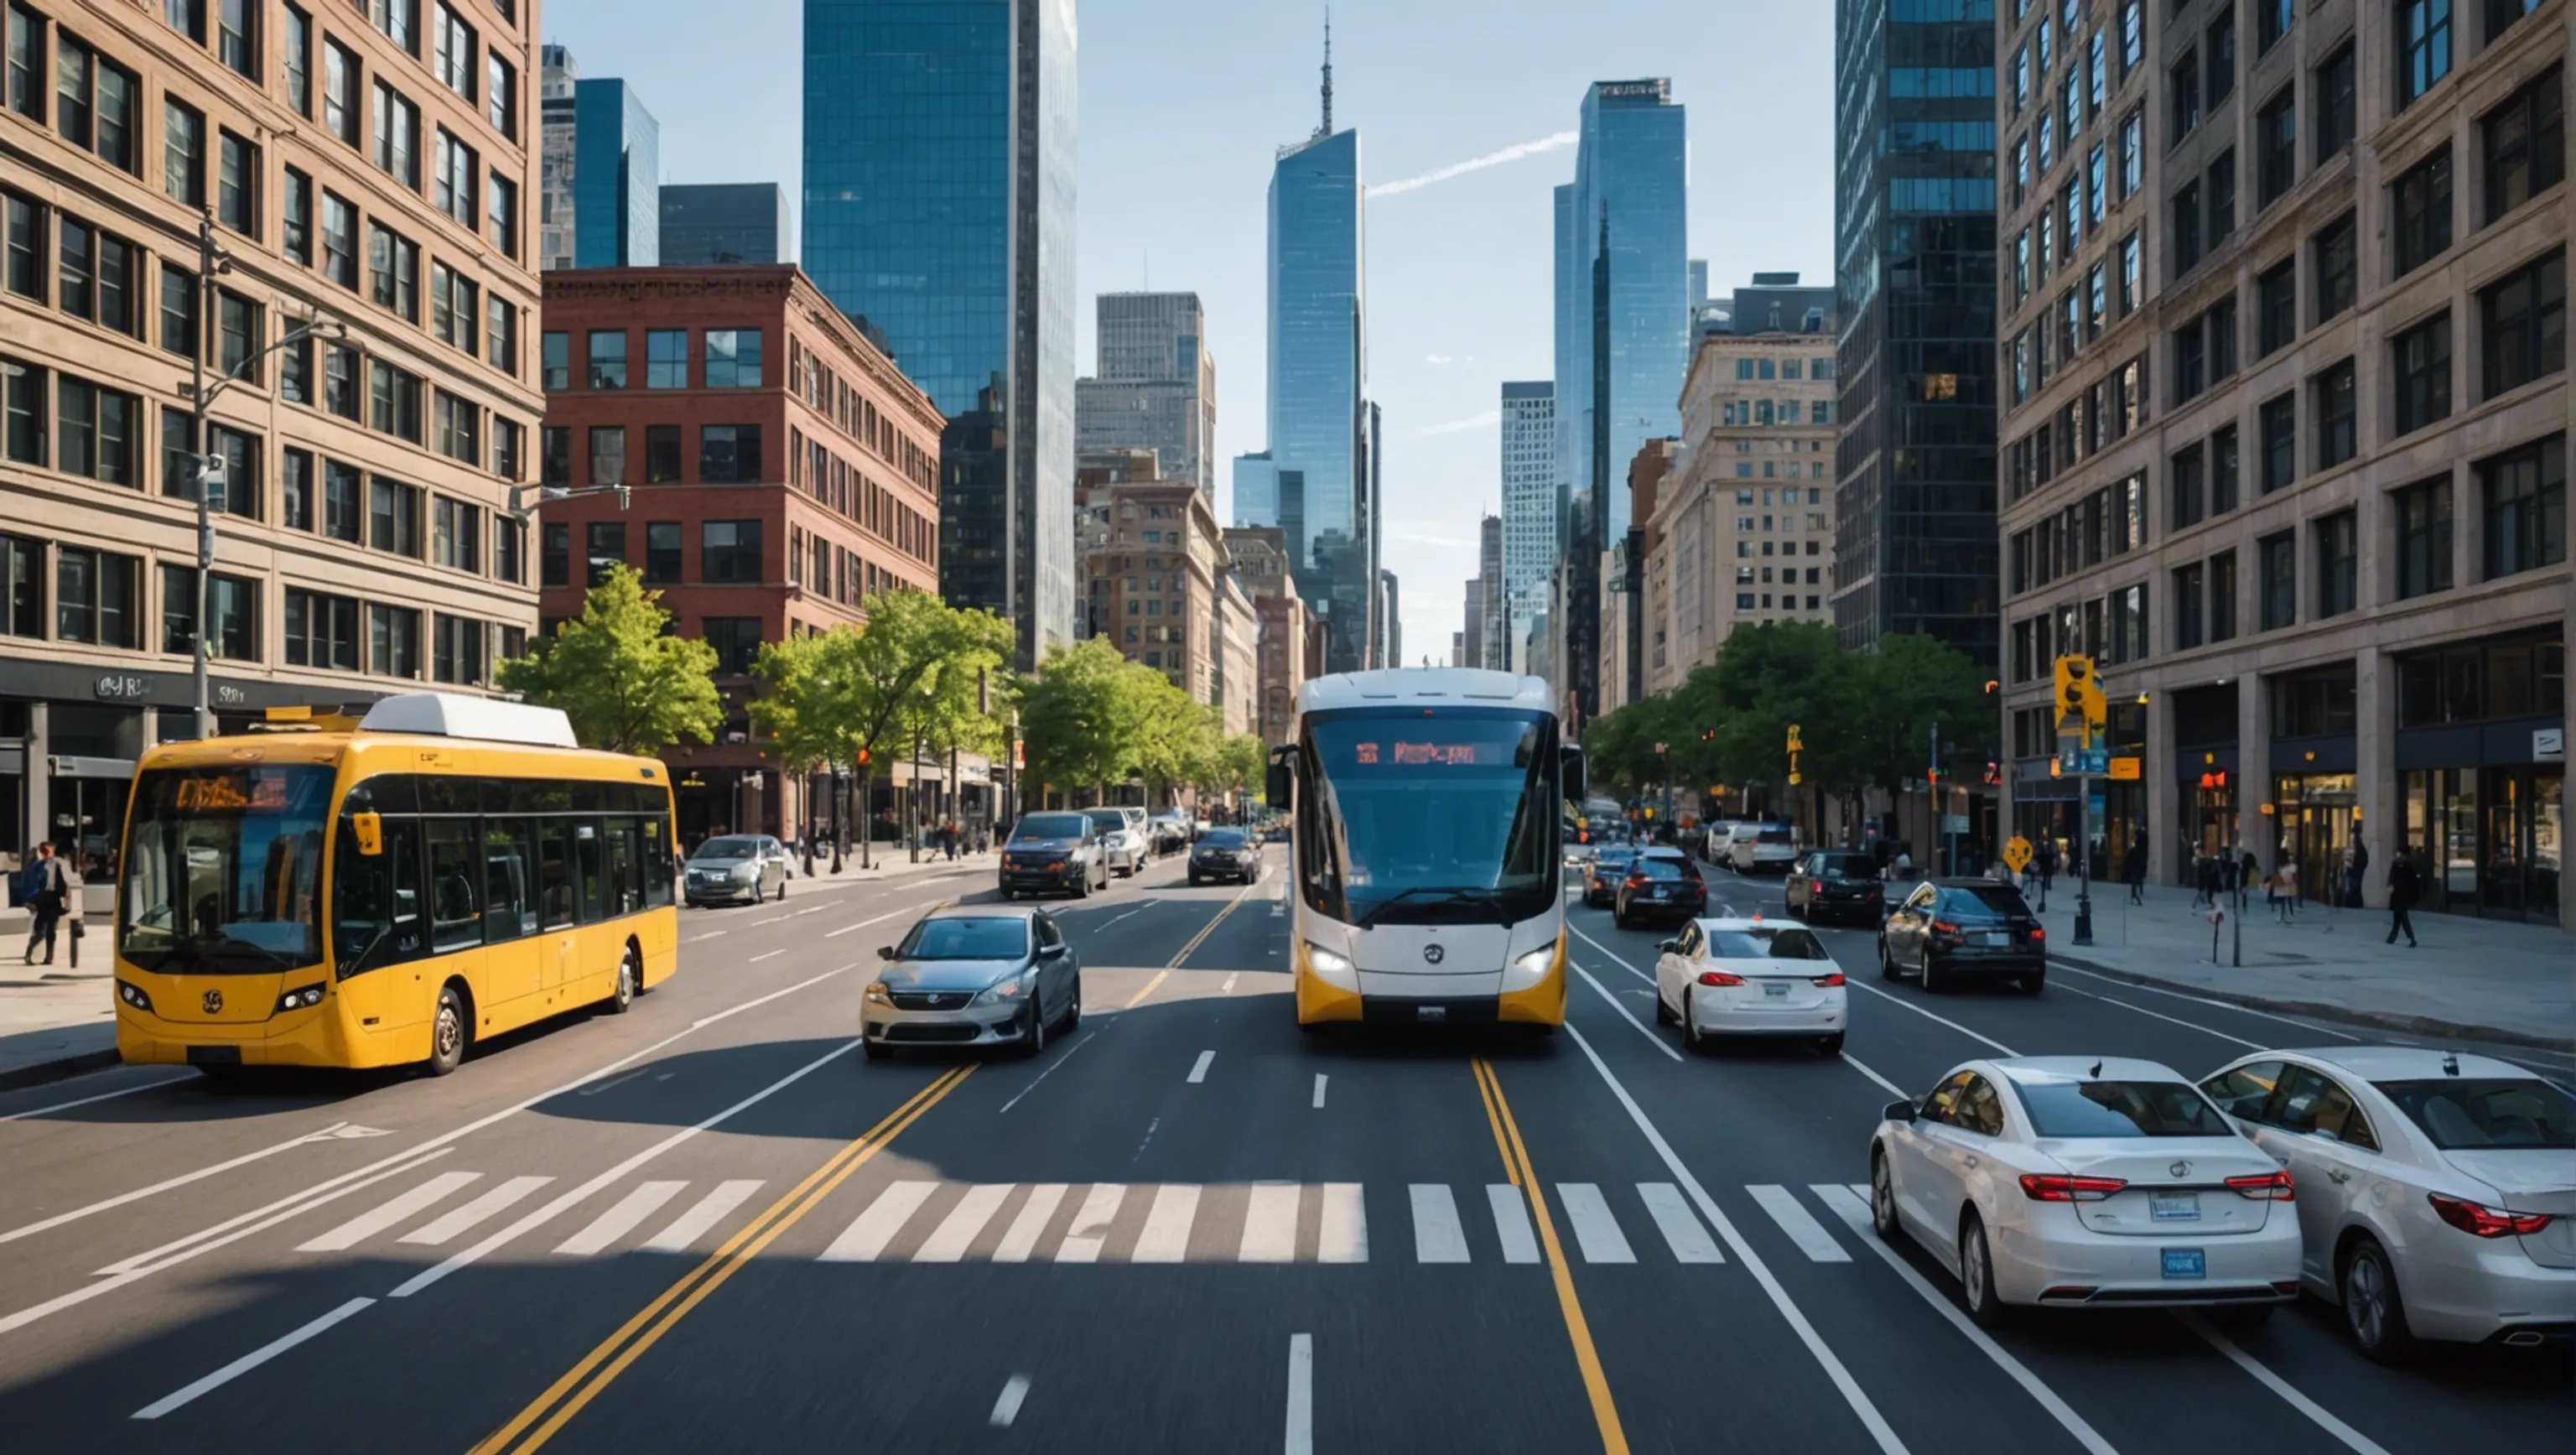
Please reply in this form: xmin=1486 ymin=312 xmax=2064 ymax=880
xmin=1415 ymin=1006 xmax=1447 ymax=1023
xmin=1647 ymin=888 xmax=1665 ymax=898
xmin=2150 ymin=1194 xmax=2200 ymax=1221
xmin=1976 ymin=932 xmax=2010 ymax=947
xmin=1762 ymin=981 xmax=1789 ymax=1000
xmin=2162 ymin=1248 xmax=2205 ymax=1280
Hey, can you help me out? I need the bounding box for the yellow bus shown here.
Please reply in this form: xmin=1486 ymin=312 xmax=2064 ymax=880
xmin=112 ymin=694 xmax=679 ymax=1077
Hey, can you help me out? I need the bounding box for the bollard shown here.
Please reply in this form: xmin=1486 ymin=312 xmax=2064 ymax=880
xmin=2209 ymin=906 xmax=2225 ymax=965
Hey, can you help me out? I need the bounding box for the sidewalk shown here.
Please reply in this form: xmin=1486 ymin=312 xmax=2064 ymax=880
xmin=0 ymin=846 xmax=984 ymax=1091
xmin=2018 ymin=879 xmax=2574 ymax=1052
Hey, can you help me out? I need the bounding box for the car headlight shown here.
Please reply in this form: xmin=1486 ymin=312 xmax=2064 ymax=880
xmin=1504 ymin=942 xmax=1559 ymax=990
xmin=973 ymin=975 xmax=1031 ymax=1006
xmin=1302 ymin=941 xmax=1357 ymax=988
xmin=863 ymin=982 xmax=892 ymax=1005
xmin=276 ymin=985 xmax=326 ymax=1013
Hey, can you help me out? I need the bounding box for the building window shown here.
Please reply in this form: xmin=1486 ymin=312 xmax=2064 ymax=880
xmin=434 ymin=128 xmax=476 ymax=226
xmin=2171 ymin=179 xmax=2204 ymax=274
xmin=216 ymin=131 xmax=257 ymax=234
xmin=2257 ymin=531 xmax=2296 ymax=630
xmin=321 ymin=342 xmax=359 ymax=419
xmin=2209 ymin=549 xmax=2238 ymax=640
xmin=368 ymin=360 xmax=421 ymax=442
xmin=281 ymin=448 xmax=313 ymax=530
xmin=432 ymin=3 xmax=474 ymax=99
xmin=2398 ymin=0 xmax=2452 ymax=109
xmin=486 ymin=51 xmax=515 ymax=138
xmin=644 ymin=521 xmax=682 ymax=584
xmin=159 ymin=262 xmax=198 ymax=361
xmin=2391 ymin=148 xmax=2453 ymax=277
xmin=645 ymin=329 xmax=686 ymax=388
xmin=2392 ymin=477 xmax=2454 ymax=600
xmin=493 ymin=515 xmax=524 ymax=585
xmin=485 ymin=294 xmax=517 ymax=375
xmin=2256 ymin=90 xmax=2296 ymax=207
xmin=2119 ymin=109 xmax=2142 ymax=196
xmin=2479 ymin=249 xmax=2564 ymax=400
xmin=2313 ymin=214 xmax=2356 ymax=323
xmin=2 ymin=358 xmax=39 ymax=468
xmin=284 ymin=588 xmax=359 ymax=670
xmin=2481 ymin=66 xmax=2564 ymax=226
xmin=645 ymin=424 xmax=681 ymax=483
xmin=541 ymin=425 xmax=568 ymax=487
xmin=367 ymin=603 xmax=418 ymax=678
xmin=2258 ymin=393 xmax=2296 ymax=494
xmin=2118 ymin=231 xmax=2139 ymax=314
xmin=214 ymin=0 xmax=254 ymax=74
xmin=2479 ymin=435 xmax=2565 ymax=579
xmin=2314 ymin=510 xmax=2356 ymax=617
xmin=283 ymin=4 xmax=309 ymax=114
xmin=2313 ymin=359 xmax=2356 ymax=470
xmin=542 ymin=330 xmax=569 ymax=390
xmin=487 ymin=171 xmax=517 ymax=258
xmin=2315 ymin=44 xmax=2355 ymax=162
xmin=588 ymin=424 xmax=625 ymax=486
xmin=705 ymin=329 xmax=761 ymax=387
xmin=2174 ymin=563 xmax=2205 ymax=649
xmin=700 ymin=424 xmax=761 ymax=483
xmin=584 ymin=521 xmax=625 ymax=585
xmin=371 ymin=82 xmax=418 ymax=189
xmin=702 ymin=618 xmax=761 ymax=676
xmin=55 ymin=376 xmax=135 ymax=486
xmin=2257 ymin=0 xmax=2291 ymax=53
xmin=55 ymin=545 xmax=137 ymax=647
xmin=433 ymin=390 xmax=479 ymax=465
xmin=701 ymin=521 xmax=761 ymax=583
xmin=431 ymin=614 xmax=485 ymax=686
xmin=2171 ymin=442 xmax=2206 ymax=531
xmin=2169 ymin=50 xmax=2201 ymax=144
xmin=368 ymin=224 xmax=418 ymax=320
xmin=320 ymin=192 xmax=356 ymax=288
xmin=494 ymin=417 xmax=523 ymax=482
xmin=2256 ymin=257 xmax=2295 ymax=356
xmin=586 ymin=330 xmax=626 ymax=389
xmin=540 ymin=521 xmax=568 ymax=586
xmin=216 ymin=290 xmax=257 ymax=381
xmin=2206 ymin=149 xmax=2236 ymax=242
xmin=322 ymin=460 xmax=361 ymax=541
xmin=280 ymin=167 xmax=313 ymax=266
xmin=323 ymin=39 xmax=357 ymax=146
xmin=164 ymin=99 xmax=203 ymax=206
xmin=2392 ymin=313 xmax=2452 ymax=436
xmin=368 ymin=475 xmax=420 ymax=558
xmin=162 ymin=565 xmax=257 ymax=661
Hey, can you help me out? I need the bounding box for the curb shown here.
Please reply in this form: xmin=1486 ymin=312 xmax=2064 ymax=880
xmin=2047 ymin=951 xmax=2571 ymax=1054
xmin=0 ymin=1047 xmax=123 ymax=1094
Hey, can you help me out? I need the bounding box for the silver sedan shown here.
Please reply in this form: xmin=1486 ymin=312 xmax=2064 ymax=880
xmin=861 ymin=906 xmax=1081 ymax=1062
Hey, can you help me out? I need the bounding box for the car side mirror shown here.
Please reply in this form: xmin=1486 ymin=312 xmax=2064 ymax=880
xmin=877 ymin=944 xmax=898 ymax=960
xmin=1040 ymin=943 xmax=1067 ymax=959
xmin=1883 ymin=1099 xmax=1919 ymax=1124
xmin=1560 ymin=745 xmax=1587 ymax=802
xmin=1267 ymin=747 xmax=1293 ymax=811
xmin=1657 ymin=938 xmax=1679 ymax=954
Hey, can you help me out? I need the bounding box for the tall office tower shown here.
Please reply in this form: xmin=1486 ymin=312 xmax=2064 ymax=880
xmin=1076 ymin=293 xmax=1218 ymax=496
xmin=1233 ymin=452 xmax=1280 ymax=527
xmin=1829 ymin=0 xmax=1998 ymax=668
xmin=1689 ymin=258 xmax=1709 ymax=315
xmin=1478 ymin=513 xmax=1506 ymax=670
xmin=1462 ymin=580 xmax=1484 ymax=672
xmin=540 ymin=46 xmax=579 ymax=271
xmin=658 ymin=184 xmax=792 ymax=266
xmin=1498 ymin=382 xmax=1556 ymax=666
xmin=573 ymin=77 xmax=660 ymax=267
xmin=802 ymin=0 xmax=1079 ymax=668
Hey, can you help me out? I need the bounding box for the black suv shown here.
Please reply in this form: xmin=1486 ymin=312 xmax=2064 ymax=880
xmin=1877 ymin=879 xmax=2046 ymax=993
xmin=1613 ymin=848 xmax=1706 ymax=928
xmin=1784 ymin=850 xmax=1883 ymax=925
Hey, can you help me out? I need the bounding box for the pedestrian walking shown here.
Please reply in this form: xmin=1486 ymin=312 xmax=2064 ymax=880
xmin=2270 ymin=858 xmax=2298 ymax=923
xmin=2036 ymin=838 xmax=2057 ymax=893
xmin=2122 ymin=832 xmax=2148 ymax=906
xmin=2386 ymin=850 xmax=2423 ymax=947
xmin=2237 ymin=845 xmax=2259 ymax=902
xmin=18 ymin=841 xmax=69 ymax=965
xmin=2346 ymin=839 xmax=2370 ymax=909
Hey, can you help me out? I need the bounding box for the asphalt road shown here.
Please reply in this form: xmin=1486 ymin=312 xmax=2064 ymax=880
xmin=0 ymin=846 xmax=2566 ymax=1453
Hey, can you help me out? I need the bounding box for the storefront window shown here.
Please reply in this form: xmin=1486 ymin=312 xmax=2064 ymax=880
xmin=2271 ymin=773 xmax=2355 ymax=904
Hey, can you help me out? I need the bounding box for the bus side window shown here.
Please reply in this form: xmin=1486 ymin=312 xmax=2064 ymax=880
xmin=482 ymin=819 xmax=536 ymax=943
xmin=605 ymin=816 xmax=642 ymax=917
xmin=424 ymin=819 xmax=484 ymax=955
xmin=641 ymin=811 xmax=675 ymax=908
xmin=335 ymin=813 xmax=427 ymax=975
xmin=574 ymin=818 xmax=610 ymax=923
xmin=537 ymin=820 xmax=577 ymax=930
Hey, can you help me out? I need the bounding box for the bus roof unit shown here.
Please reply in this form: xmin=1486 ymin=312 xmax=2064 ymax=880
xmin=1297 ymin=668 xmax=1550 ymax=714
xmin=357 ymin=693 xmax=581 ymax=749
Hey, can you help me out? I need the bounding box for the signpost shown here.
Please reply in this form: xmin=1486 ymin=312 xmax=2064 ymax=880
xmin=2002 ymin=835 xmax=2033 ymax=874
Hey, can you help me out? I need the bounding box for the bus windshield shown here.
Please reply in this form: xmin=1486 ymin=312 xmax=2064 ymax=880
xmin=119 ymin=764 xmax=335 ymax=974
xmin=1300 ymin=709 xmax=1559 ymax=928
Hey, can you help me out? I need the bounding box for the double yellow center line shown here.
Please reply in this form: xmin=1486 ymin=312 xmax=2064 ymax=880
xmin=1472 ymin=1057 xmax=1631 ymax=1455
xmin=1124 ymin=878 xmax=1258 ymax=1008
xmin=469 ymin=1063 xmax=976 ymax=1454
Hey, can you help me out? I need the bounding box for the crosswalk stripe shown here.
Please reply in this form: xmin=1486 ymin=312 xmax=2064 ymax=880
xmin=297 ymin=1172 xmax=481 ymax=1253
xmin=993 ymin=1183 xmax=1068 ymax=1263
xmin=1409 ymin=1184 xmax=1470 ymax=1264
xmin=1132 ymin=1184 xmax=1201 ymax=1263
xmin=399 ymin=1176 xmax=554 ymax=1246
xmin=1748 ymin=1184 xmax=1850 ymax=1262
xmin=1317 ymin=1182 xmax=1366 ymax=1263
xmin=1556 ymin=1183 xmax=1635 ymax=1264
xmin=638 ymin=1180 xmax=765 ymax=1254
xmin=915 ymin=1184 xmax=1015 ymax=1263
xmin=1239 ymin=1182 xmax=1301 ymax=1263
xmin=1486 ymin=1183 xmax=1540 ymax=1264
xmin=1636 ymin=1182 xmax=1724 ymax=1264
xmin=1055 ymin=1184 xmax=1126 ymax=1263
xmin=819 ymin=1181 xmax=938 ymax=1262
xmin=1811 ymin=1183 xmax=1876 ymax=1234
xmin=555 ymin=1181 xmax=688 ymax=1256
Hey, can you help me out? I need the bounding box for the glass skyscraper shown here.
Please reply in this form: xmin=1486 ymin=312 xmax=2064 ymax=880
xmin=573 ymin=78 xmax=660 ymax=267
xmin=659 ymin=183 xmax=791 ymax=266
xmin=1829 ymin=0 xmax=1999 ymax=669
xmin=1498 ymin=380 xmax=1555 ymax=666
xmin=801 ymin=0 xmax=1078 ymax=667
xmin=1265 ymin=123 xmax=1374 ymax=672
xmin=1567 ymin=80 xmax=1688 ymax=548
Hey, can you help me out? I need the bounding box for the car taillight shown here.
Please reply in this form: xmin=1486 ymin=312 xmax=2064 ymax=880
xmin=1811 ymin=973 xmax=1846 ymax=988
xmin=1626 ymin=873 xmax=1647 ymax=887
xmin=1696 ymin=969 xmax=1746 ymax=986
xmin=2428 ymin=1193 xmax=2553 ymax=1238
xmin=1810 ymin=879 xmax=1826 ymax=895
xmin=2223 ymin=1170 xmax=2295 ymax=1201
xmin=2028 ymin=927 xmax=2046 ymax=940
xmin=2018 ymin=1173 xmax=2127 ymax=1203
xmin=1931 ymin=920 xmax=1961 ymax=934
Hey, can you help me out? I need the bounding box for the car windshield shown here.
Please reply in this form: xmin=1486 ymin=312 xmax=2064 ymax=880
xmin=2013 ymin=1079 xmax=2236 ymax=1137
xmin=1013 ymin=813 xmax=1088 ymax=841
xmin=1082 ymin=809 xmax=1127 ymax=833
xmin=1637 ymin=856 xmax=1692 ymax=881
xmin=896 ymin=916 xmax=1030 ymax=961
xmin=1756 ymin=827 xmax=1791 ymax=844
xmin=119 ymin=764 xmax=334 ymax=974
xmin=1815 ymin=855 xmax=1872 ymax=881
xmin=691 ymin=838 xmax=758 ymax=861
xmin=1942 ymin=885 xmax=2032 ymax=919
xmin=2374 ymin=1078 xmax=2576 ymax=1150
xmin=1200 ymin=829 xmax=1248 ymax=848
xmin=1706 ymin=928 xmax=1829 ymax=960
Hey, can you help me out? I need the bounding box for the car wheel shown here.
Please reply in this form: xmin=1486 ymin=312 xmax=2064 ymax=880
xmin=1000 ymin=887 xmax=1015 ymax=902
xmin=425 ymin=985 xmax=468 ymax=1077
xmin=1654 ymin=987 xmax=1676 ymax=1025
xmin=863 ymin=1038 xmax=891 ymax=1063
xmin=1878 ymin=938 xmax=1900 ymax=980
xmin=1920 ymin=952 xmax=1945 ymax=994
xmin=775 ymin=874 xmax=787 ymax=901
xmin=1681 ymin=990 xmax=1706 ymax=1051
xmin=1814 ymin=1032 xmax=1844 ymax=1057
xmin=2341 ymin=1236 xmax=2420 ymax=1364
xmin=1189 ymin=872 xmax=1202 ymax=887
xmin=605 ymin=943 xmax=639 ymax=1015
xmin=1075 ymin=866 xmax=1093 ymax=899
xmin=1058 ymin=974 xmax=1082 ymax=1033
xmin=1869 ymin=1152 xmax=1900 ymax=1242
xmin=1958 ymin=1213 xmax=2008 ymax=1328
xmin=1020 ymin=999 xmax=1047 ymax=1058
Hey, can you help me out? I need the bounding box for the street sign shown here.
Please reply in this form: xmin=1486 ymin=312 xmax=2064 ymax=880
xmin=2002 ymin=835 xmax=2033 ymax=873
xmin=2108 ymin=756 xmax=2142 ymax=780
xmin=2058 ymin=747 xmax=2107 ymax=775
xmin=1788 ymin=771 xmax=1802 ymax=785
xmin=1941 ymin=813 xmax=1971 ymax=834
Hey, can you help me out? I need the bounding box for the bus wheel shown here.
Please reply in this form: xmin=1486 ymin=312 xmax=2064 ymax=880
xmin=605 ymin=943 xmax=640 ymax=1015
xmin=426 ymin=985 xmax=470 ymax=1077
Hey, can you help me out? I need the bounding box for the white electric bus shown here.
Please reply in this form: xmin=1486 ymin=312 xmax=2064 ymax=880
xmin=1269 ymin=668 xmax=1581 ymax=1030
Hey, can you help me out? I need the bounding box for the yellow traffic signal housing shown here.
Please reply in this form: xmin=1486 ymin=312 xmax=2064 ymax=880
xmin=1785 ymin=724 xmax=1804 ymax=752
xmin=2053 ymin=656 xmax=2106 ymax=740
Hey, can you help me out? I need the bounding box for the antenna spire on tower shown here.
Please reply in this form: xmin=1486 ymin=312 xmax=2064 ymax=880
xmin=1319 ymin=7 xmax=1333 ymax=138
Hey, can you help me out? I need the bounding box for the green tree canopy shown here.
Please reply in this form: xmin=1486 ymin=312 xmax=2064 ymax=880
xmin=495 ymin=564 xmax=722 ymax=756
xmin=745 ymin=590 xmax=1012 ymax=777
xmin=1020 ymin=638 xmax=1160 ymax=798
xmin=1848 ymin=631 xmax=1998 ymax=793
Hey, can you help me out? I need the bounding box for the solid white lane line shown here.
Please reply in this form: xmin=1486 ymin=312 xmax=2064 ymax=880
xmin=5 ymin=1120 xmax=370 ymax=1245
xmin=748 ymin=948 xmax=787 ymax=964
xmin=685 ymin=930 xmax=727 ymax=943
xmin=1486 ymin=1183 xmax=1540 ymax=1264
xmin=1562 ymin=1024 xmax=1910 ymax=1455
xmin=1097 ymin=907 xmax=1147 ymax=931
xmin=1555 ymin=1183 xmax=1635 ymax=1264
xmin=1569 ymin=926 xmax=1654 ymax=983
xmin=1317 ymin=1182 xmax=1367 ymax=1264
xmin=1131 ymin=1183 xmax=1202 ymax=1263
xmin=1841 ymin=1054 xmax=1912 ymax=1100
xmin=0 ymin=1073 xmax=199 ymax=1121
xmin=1222 ymin=972 xmax=1240 ymax=994
xmin=553 ymin=1181 xmax=688 ymax=1256
xmin=295 ymin=1172 xmax=482 ymax=1253
xmin=1810 ymin=1184 xmax=2119 ymax=1455
xmin=826 ymin=906 xmax=920 ymax=938
xmin=992 ymin=1183 xmax=1068 ymax=1263
xmin=1410 ymin=1185 xmax=1470 ymax=1264
xmin=997 ymin=1028 xmax=1104 ymax=1115
xmin=915 ymin=1184 xmax=1015 ymax=1263
xmin=132 ymin=1297 xmax=376 ymax=1420
xmin=1187 ymin=1049 xmax=1215 ymax=1083
xmin=989 ymin=1374 xmax=1031 ymax=1429
xmin=1311 ymin=1073 xmax=1327 ymax=1109
xmin=2050 ymin=963 xmax=2364 ymax=1040
xmin=2081 ymin=990 xmax=2267 ymax=1050
xmin=1054 ymin=1184 xmax=1125 ymax=1263
xmin=1845 ymin=980 xmax=2019 ymax=1056
xmin=1239 ymin=1182 xmax=1301 ymax=1263
xmin=1747 ymin=1184 xmax=1850 ymax=1263
xmin=639 ymin=1180 xmax=765 ymax=1254
xmin=2182 ymin=1315 xmax=2393 ymax=1455
xmin=818 ymin=1181 xmax=938 ymax=1262
xmin=1636 ymin=1182 xmax=1724 ymax=1264
xmin=1569 ymin=963 xmax=1685 ymax=1063
xmin=1284 ymin=1333 xmax=1315 ymax=1455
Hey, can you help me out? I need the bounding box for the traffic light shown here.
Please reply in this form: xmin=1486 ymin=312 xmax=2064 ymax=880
xmin=2053 ymin=656 xmax=2106 ymax=743
xmin=855 ymin=747 xmax=871 ymax=768
xmin=1983 ymin=760 xmax=2002 ymax=787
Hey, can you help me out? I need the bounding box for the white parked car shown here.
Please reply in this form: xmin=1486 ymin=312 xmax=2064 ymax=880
xmin=2197 ymin=1046 xmax=2576 ymax=1360
xmin=1869 ymin=1057 xmax=2301 ymax=1327
xmin=1652 ymin=917 xmax=1846 ymax=1057
xmin=1727 ymin=822 xmax=1802 ymax=875
xmin=1701 ymin=820 xmax=1743 ymax=863
xmin=1080 ymin=808 xmax=1147 ymax=877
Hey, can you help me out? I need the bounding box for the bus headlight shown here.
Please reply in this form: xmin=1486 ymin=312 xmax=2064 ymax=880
xmin=1504 ymin=942 xmax=1558 ymax=990
xmin=276 ymin=985 xmax=326 ymax=1012
xmin=1302 ymin=942 xmax=1357 ymax=988
xmin=117 ymin=981 xmax=155 ymax=1013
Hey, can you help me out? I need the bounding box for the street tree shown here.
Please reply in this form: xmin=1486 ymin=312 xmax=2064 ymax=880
xmin=1849 ymin=631 xmax=1997 ymax=807
xmin=496 ymin=564 xmax=722 ymax=756
xmin=1019 ymin=639 xmax=1159 ymax=802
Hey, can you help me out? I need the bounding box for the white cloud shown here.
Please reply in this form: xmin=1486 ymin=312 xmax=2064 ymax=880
xmin=1368 ymin=132 xmax=1579 ymax=199
xmin=1395 ymin=533 xmax=1470 ymax=548
xmin=1425 ymin=353 xmax=1454 ymax=365
xmin=1402 ymin=408 xmax=1500 ymax=440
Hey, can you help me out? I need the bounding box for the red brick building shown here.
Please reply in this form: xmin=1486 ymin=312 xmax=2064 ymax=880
xmin=535 ymin=267 xmax=943 ymax=842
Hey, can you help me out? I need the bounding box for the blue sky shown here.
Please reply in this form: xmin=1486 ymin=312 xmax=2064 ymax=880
xmin=543 ymin=0 xmax=1836 ymax=664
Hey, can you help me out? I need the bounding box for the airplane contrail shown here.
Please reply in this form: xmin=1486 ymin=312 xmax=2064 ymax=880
xmin=1368 ymin=131 xmax=1578 ymax=198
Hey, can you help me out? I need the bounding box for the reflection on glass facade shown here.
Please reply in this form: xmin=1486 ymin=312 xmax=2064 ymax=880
xmin=1268 ymin=127 xmax=1363 ymax=588
xmin=801 ymin=0 xmax=1076 ymax=666
xmin=1499 ymin=381 xmax=1555 ymax=654
xmin=659 ymin=183 xmax=790 ymax=266
xmin=573 ymin=78 xmax=658 ymax=268
xmin=1829 ymin=0 xmax=1999 ymax=670
xmin=1568 ymin=81 xmax=1688 ymax=548
xmin=1233 ymin=451 xmax=1277 ymax=528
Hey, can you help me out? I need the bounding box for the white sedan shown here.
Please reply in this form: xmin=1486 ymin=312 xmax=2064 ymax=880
xmin=1653 ymin=917 xmax=1847 ymax=1056
xmin=1869 ymin=1057 xmax=2302 ymax=1326
xmin=2197 ymin=1046 xmax=2576 ymax=1360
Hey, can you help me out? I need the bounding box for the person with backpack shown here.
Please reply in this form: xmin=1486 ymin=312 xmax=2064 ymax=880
xmin=2386 ymin=850 xmax=2423 ymax=948
xmin=19 ymin=841 xmax=69 ymax=966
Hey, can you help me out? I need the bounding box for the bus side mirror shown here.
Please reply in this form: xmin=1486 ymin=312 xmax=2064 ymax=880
xmin=1266 ymin=749 xmax=1292 ymax=812
xmin=351 ymin=812 xmax=383 ymax=857
xmin=1561 ymin=746 xmax=1587 ymax=803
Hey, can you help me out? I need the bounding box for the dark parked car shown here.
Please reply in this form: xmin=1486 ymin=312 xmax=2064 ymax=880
xmin=1784 ymin=850 xmax=1884 ymax=925
xmin=1877 ymin=879 xmax=2046 ymax=993
xmin=1583 ymin=844 xmax=1639 ymax=908
xmin=1188 ymin=827 xmax=1264 ymax=886
xmin=1613 ymin=848 xmax=1706 ymax=928
xmin=997 ymin=813 xmax=1112 ymax=900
